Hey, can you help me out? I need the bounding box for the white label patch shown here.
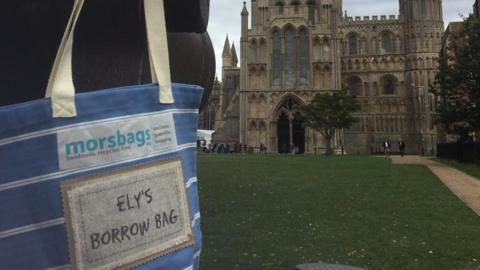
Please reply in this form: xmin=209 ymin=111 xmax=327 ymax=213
xmin=57 ymin=113 xmax=178 ymax=170
xmin=62 ymin=159 xmax=194 ymax=270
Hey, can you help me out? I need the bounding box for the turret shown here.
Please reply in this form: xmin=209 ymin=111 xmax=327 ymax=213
xmin=241 ymin=1 xmax=249 ymax=37
xmin=239 ymin=1 xmax=249 ymax=144
xmin=333 ymin=0 xmax=342 ymax=15
xmin=401 ymin=0 xmax=444 ymax=54
xmin=331 ymin=0 xmax=342 ymax=90
xmin=400 ymin=0 xmax=443 ymax=21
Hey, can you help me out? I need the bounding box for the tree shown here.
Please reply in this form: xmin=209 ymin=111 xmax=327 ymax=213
xmin=431 ymin=17 xmax=480 ymax=139
xmin=300 ymin=90 xmax=360 ymax=155
xmin=454 ymin=17 xmax=480 ymax=131
xmin=430 ymin=47 xmax=473 ymax=138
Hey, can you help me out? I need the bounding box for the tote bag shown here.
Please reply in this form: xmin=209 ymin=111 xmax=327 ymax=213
xmin=0 ymin=0 xmax=203 ymax=269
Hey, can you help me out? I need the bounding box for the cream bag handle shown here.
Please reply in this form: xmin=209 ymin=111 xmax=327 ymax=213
xmin=45 ymin=0 xmax=174 ymax=118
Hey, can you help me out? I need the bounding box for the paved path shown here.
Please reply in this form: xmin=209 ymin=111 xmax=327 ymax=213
xmin=391 ymin=156 xmax=480 ymax=216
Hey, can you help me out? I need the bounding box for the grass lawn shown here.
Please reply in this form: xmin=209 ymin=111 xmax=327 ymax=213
xmin=434 ymin=158 xmax=480 ymax=181
xmin=197 ymin=155 xmax=480 ymax=270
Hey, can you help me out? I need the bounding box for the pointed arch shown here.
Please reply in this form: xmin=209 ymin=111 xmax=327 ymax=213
xmin=380 ymin=31 xmax=394 ymax=54
xmin=273 ymin=94 xmax=305 ymax=119
xmin=347 ymin=32 xmax=360 ymax=55
xmin=273 ymin=94 xmax=306 ymax=154
xmin=282 ymin=23 xmax=297 ymax=33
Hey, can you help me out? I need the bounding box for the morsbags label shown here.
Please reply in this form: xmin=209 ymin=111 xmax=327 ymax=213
xmin=57 ymin=113 xmax=178 ymax=170
xmin=62 ymin=159 xmax=194 ymax=270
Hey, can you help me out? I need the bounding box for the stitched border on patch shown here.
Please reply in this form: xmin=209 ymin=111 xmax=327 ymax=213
xmin=61 ymin=158 xmax=194 ymax=270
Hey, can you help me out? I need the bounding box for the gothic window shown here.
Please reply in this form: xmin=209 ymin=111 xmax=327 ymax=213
xmin=384 ymin=79 xmax=394 ymax=95
xmin=381 ymin=33 xmax=393 ymax=54
xmin=308 ymin=1 xmax=316 ymax=24
xmin=298 ymin=29 xmax=309 ymax=85
xmin=272 ymin=30 xmax=282 ymax=86
xmin=421 ymin=0 xmax=427 ymax=18
xmin=249 ymin=39 xmax=257 ymax=62
xmin=348 ymin=33 xmax=359 ymax=55
xmin=258 ymin=39 xmax=266 ymax=63
xmin=410 ymin=4 xmax=414 ymax=20
xmin=347 ymin=77 xmax=362 ymax=96
xmin=381 ymin=75 xmax=397 ymax=95
xmin=292 ymin=1 xmax=300 ymax=14
xmin=276 ymin=1 xmax=284 ymax=14
xmin=313 ymin=38 xmax=321 ymax=61
xmin=284 ymin=27 xmax=296 ymax=86
xmin=322 ymin=37 xmax=330 ymax=61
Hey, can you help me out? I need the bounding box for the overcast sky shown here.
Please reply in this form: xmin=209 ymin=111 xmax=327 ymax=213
xmin=207 ymin=0 xmax=474 ymax=78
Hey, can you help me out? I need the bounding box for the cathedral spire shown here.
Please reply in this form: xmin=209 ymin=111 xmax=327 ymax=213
xmin=222 ymin=35 xmax=232 ymax=58
xmin=231 ymin=43 xmax=238 ymax=67
xmin=241 ymin=1 xmax=249 ymax=16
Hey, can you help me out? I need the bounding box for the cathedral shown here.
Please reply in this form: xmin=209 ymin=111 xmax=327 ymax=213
xmin=207 ymin=0 xmax=444 ymax=154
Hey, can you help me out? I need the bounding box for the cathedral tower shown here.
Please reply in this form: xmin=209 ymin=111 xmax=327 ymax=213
xmin=401 ymin=0 xmax=444 ymax=54
xmin=401 ymin=0 xmax=444 ymax=154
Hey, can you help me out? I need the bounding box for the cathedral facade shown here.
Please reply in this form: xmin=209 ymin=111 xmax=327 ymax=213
xmin=212 ymin=0 xmax=443 ymax=154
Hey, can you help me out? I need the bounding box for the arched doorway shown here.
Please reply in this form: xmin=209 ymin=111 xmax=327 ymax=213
xmin=275 ymin=97 xmax=305 ymax=154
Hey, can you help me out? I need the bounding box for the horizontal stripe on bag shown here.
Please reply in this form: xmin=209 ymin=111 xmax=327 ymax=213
xmin=194 ymin=249 xmax=201 ymax=259
xmin=48 ymin=256 xmax=202 ymax=270
xmin=47 ymin=264 xmax=197 ymax=270
xmin=0 ymin=218 xmax=64 ymax=240
xmin=46 ymin=265 xmax=71 ymax=270
xmin=0 ymin=143 xmax=196 ymax=192
xmin=45 ymin=252 xmax=201 ymax=270
xmin=192 ymin=212 xmax=201 ymax=228
xmin=0 ymin=179 xmax=199 ymax=240
xmin=0 ymin=109 xmax=198 ymax=147
xmin=186 ymin=177 xmax=198 ymax=188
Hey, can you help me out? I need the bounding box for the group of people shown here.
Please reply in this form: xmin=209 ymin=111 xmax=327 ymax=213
xmin=383 ymin=138 xmax=406 ymax=158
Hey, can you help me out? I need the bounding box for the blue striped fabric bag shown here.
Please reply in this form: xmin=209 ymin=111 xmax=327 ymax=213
xmin=0 ymin=0 xmax=203 ymax=269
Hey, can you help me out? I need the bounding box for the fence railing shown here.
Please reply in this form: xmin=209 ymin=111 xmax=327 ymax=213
xmin=437 ymin=142 xmax=480 ymax=163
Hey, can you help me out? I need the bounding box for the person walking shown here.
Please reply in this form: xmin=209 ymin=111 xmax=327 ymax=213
xmin=398 ymin=139 xmax=406 ymax=157
xmin=260 ymin=143 xmax=265 ymax=154
xmin=383 ymin=139 xmax=391 ymax=159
